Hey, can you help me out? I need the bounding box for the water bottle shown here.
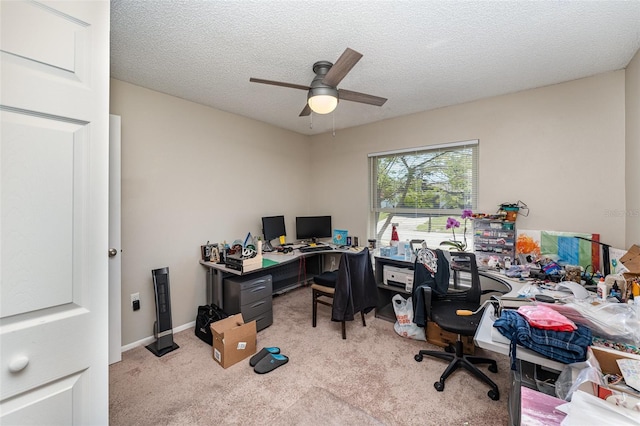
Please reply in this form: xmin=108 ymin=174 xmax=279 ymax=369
xmin=403 ymin=240 xmax=411 ymax=261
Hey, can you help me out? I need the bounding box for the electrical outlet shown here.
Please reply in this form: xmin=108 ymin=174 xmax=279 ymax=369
xmin=131 ymin=293 xmax=140 ymax=311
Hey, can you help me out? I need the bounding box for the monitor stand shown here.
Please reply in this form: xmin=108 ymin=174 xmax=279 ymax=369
xmin=262 ymin=239 xmax=274 ymax=252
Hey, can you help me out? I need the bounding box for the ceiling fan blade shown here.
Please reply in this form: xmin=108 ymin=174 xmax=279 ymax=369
xmin=338 ymin=89 xmax=387 ymax=106
xmin=299 ymin=103 xmax=311 ymax=117
xmin=249 ymin=77 xmax=310 ymax=91
xmin=322 ymin=48 xmax=363 ymax=87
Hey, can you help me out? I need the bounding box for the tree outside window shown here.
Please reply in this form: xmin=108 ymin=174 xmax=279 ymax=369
xmin=369 ymin=141 xmax=478 ymax=248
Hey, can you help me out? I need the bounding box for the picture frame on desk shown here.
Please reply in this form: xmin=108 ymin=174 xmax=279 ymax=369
xmin=333 ymin=229 xmax=348 ymax=245
xmin=210 ymin=246 xmax=220 ymax=264
xmin=201 ymin=243 xmax=218 ymax=262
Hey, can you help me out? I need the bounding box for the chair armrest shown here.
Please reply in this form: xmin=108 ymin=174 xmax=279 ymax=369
xmin=421 ymin=286 xmax=433 ymax=320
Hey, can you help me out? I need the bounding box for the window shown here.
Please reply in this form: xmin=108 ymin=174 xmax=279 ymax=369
xmin=368 ymin=140 xmax=478 ymax=249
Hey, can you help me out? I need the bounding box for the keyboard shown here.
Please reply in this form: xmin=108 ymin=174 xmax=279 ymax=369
xmin=299 ymin=245 xmax=333 ymax=253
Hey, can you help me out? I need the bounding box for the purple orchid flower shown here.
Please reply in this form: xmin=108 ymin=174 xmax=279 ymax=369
xmin=441 ymin=210 xmax=473 ymax=251
xmin=446 ymin=217 xmax=460 ymax=229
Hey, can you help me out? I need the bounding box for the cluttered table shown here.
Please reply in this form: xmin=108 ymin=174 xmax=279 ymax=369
xmin=475 ymin=268 xmax=640 ymax=425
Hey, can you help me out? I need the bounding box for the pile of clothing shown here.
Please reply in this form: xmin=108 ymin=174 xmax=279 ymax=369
xmin=493 ymin=304 xmax=592 ymax=369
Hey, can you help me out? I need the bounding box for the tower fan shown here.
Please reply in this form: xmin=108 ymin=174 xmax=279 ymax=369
xmin=146 ymin=267 xmax=179 ymax=356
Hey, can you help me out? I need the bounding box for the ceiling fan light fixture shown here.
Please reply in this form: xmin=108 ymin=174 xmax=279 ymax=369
xmin=307 ymin=87 xmax=338 ymax=114
xmin=308 ymin=95 xmax=338 ymax=114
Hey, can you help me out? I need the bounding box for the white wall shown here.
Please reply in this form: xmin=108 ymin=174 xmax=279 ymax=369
xmin=309 ymin=71 xmax=627 ymax=251
xmin=110 ymin=80 xmax=310 ymax=346
xmin=626 ymin=48 xmax=640 ymax=246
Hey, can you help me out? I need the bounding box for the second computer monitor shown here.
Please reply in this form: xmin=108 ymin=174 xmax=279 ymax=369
xmin=296 ymin=216 xmax=332 ymax=242
xmin=262 ymin=215 xmax=286 ymax=251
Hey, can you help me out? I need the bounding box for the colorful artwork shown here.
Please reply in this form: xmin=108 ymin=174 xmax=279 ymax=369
xmin=516 ymin=234 xmax=541 ymax=256
xmin=333 ymin=229 xmax=348 ymax=245
xmin=517 ymin=229 xmax=600 ymax=270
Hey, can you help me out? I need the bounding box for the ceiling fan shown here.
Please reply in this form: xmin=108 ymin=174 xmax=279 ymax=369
xmin=249 ymin=48 xmax=387 ymax=117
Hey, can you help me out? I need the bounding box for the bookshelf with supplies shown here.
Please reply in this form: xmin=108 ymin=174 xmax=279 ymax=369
xmin=473 ymin=218 xmax=516 ymax=270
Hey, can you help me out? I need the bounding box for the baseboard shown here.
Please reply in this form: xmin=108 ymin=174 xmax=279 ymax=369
xmin=120 ymin=321 xmax=195 ymax=353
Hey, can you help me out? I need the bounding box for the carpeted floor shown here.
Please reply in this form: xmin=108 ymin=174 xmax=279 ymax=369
xmin=109 ymin=286 xmax=512 ymax=425
xmin=273 ymin=386 xmax=385 ymax=425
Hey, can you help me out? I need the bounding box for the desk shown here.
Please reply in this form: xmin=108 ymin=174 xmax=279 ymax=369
xmin=199 ymin=245 xmax=353 ymax=309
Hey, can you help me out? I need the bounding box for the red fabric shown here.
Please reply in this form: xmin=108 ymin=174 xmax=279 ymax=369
xmin=517 ymin=304 xmax=577 ymax=332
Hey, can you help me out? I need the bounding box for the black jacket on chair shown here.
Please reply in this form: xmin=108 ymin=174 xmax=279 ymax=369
xmin=331 ymin=248 xmax=377 ymax=322
xmin=412 ymin=248 xmax=450 ymax=327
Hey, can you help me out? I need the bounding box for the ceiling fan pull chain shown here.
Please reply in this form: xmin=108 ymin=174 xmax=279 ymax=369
xmin=332 ymin=113 xmax=335 ymax=137
xmin=309 ymin=113 xmax=313 ymax=129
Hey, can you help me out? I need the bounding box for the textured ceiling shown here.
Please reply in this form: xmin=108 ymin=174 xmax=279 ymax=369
xmin=110 ymin=1 xmax=640 ymax=136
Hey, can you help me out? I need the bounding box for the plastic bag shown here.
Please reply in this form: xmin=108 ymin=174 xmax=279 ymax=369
xmin=392 ymin=294 xmax=426 ymax=341
xmin=555 ymin=346 xmax=604 ymax=401
xmin=544 ymin=300 xmax=640 ymax=347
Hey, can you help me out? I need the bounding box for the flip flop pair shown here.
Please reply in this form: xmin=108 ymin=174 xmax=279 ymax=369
xmin=249 ymin=346 xmax=289 ymax=374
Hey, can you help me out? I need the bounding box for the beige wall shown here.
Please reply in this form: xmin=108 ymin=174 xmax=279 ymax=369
xmin=626 ymin=48 xmax=640 ymax=246
xmin=110 ymin=80 xmax=310 ymax=346
xmin=310 ymin=71 xmax=627 ymax=251
xmin=111 ymin=68 xmax=630 ymax=347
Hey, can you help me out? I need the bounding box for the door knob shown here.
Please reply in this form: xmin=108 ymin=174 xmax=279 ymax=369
xmin=109 ymin=248 xmax=118 ymax=257
xmin=9 ymin=355 xmax=29 ymax=373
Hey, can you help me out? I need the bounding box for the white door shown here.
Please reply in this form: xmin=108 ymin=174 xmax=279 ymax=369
xmin=109 ymin=115 xmax=122 ymax=365
xmin=0 ymin=1 xmax=110 ymax=424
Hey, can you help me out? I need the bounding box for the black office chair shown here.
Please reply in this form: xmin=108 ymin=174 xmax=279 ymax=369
xmin=413 ymin=250 xmax=500 ymax=401
xmin=311 ymin=247 xmax=377 ymax=339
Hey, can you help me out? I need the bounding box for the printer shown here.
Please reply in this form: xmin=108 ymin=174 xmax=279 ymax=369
xmin=383 ymin=265 xmax=414 ymax=292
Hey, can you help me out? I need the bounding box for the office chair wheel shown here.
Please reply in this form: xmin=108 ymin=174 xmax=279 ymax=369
xmin=434 ymin=381 xmax=444 ymax=392
xmin=444 ymin=344 xmax=455 ymax=353
xmin=488 ymin=364 xmax=498 ymax=373
xmin=414 ymin=354 xmax=423 ymax=362
xmin=488 ymin=389 xmax=500 ymax=401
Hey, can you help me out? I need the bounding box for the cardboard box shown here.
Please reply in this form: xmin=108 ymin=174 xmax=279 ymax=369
xmin=591 ymin=346 xmax=640 ymax=377
xmin=426 ymin=322 xmax=475 ymax=355
xmin=211 ymin=314 xmax=257 ymax=368
xmin=580 ymin=346 xmax=640 ymax=398
xmin=620 ymin=244 xmax=640 ymax=278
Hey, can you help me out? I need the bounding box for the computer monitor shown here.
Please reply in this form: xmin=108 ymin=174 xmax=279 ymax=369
xmin=296 ymin=216 xmax=332 ymax=243
xmin=261 ymin=215 xmax=286 ymax=252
